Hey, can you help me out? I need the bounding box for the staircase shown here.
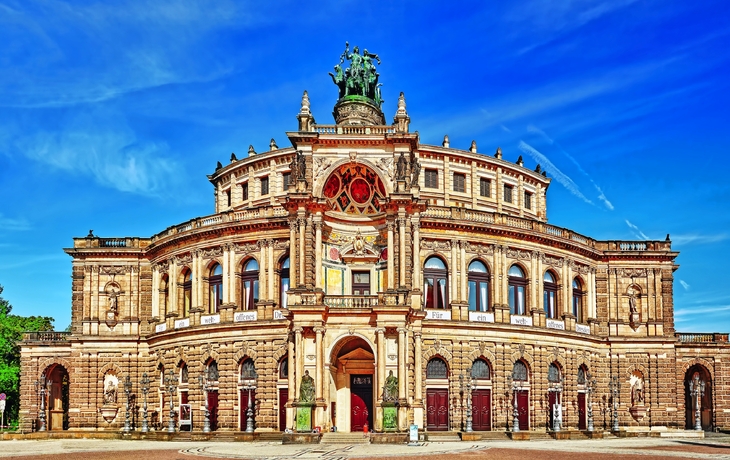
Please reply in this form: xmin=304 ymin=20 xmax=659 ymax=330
xmin=257 ymin=431 xmax=284 ymax=442
xmin=425 ymin=431 xmax=462 ymax=442
xmin=320 ymin=432 xmax=371 ymax=444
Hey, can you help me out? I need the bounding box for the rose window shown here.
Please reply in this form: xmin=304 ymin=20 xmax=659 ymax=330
xmin=323 ymin=164 xmax=386 ymax=215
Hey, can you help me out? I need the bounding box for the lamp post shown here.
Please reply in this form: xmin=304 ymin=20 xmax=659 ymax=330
xmin=123 ymin=375 xmax=133 ymax=432
xmin=243 ymin=381 xmax=257 ymax=433
xmin=609 ymin=376 xmax=620 ymax=432
xmin=507 ymin=372 xmax=520 ymax=433
xmin=549 ymin=375 xmax=564 ymax=432
xmin=462 ymin=368 xmax=475 ymax=433
xmin=140 ymin=373 xmax=150 ymax=433
xmin=198 ymin=369 xmax=211 ymax=433
xmin=164 ymin=369 xmax=178 ymax=433
xmin=586 ymin=371 xmax=596 ymax=432
xmin=34 ymin=375 xmax=52 ymax=432
xmin=689 ymin=374 xmax=705 ymax=431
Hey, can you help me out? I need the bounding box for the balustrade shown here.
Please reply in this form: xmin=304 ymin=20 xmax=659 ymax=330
xmin=676 ymin=332 xmax=729 ymax=343
xmin=23 ymin=332 xmax=71 ymax=342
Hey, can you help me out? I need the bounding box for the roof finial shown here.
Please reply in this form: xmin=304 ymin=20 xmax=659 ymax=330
xmin=270 ymin=138 xmax=278 ymax=151
xmin=495 ymin=147 xmax=502 ymax=159
xmin=516 ymin=155 xmax=524 ymax=167
xmin=230 ymin=152 xmax=237 ymax=163
xmin=248 ymin=145 xmax=256 ymax=156
xmin=470 ymin=140 xmax=477 ymax=153
xmin=442 ymin=135 xmax=450 ymax=148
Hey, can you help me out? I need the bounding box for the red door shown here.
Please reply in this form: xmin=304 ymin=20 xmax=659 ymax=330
xmin=472 ymin=389 xmax=491 ymax=431
xmin=351 ymin=392 xmax=369 ymax=432
xmin=350 ymin=375 xmax=372 ymax=432
xmin=578 ymin=392 xmax=586 ymax=430
xmin=279 ymin=389 xmax=288 ymax=432
xmin=517 ymin=390 xmax=529 ymax=431
xmin=426 ymin=389 xmax=449 ymax=431
xmin=208 ymin=390 xmax=219 ymax=431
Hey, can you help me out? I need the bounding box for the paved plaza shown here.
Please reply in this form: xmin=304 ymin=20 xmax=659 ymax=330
xmin=0 ymin=436 xmax=730 ymax=460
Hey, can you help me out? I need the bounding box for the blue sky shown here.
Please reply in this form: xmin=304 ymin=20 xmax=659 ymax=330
xmin=0 ymin=1 xmax=728 ymax=332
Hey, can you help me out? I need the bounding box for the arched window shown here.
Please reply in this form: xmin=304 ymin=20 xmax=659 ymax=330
xmin=468 ymin=260 xmax=490 ymax=312
xmin=572 ymin=278 xmax=584 ymax=323
xmin=240 ymin=358 xmax=257 ymax=381
xmin=471 ymin=359 xmax=491 ymax=380
xmin=182 ymin=269 xmax=192 ymax=317
xmin=180 ymin=363 xmax=189 ymax=384
xmin=209 ymin=264 xmax=223 ymax=313
xmin=548 ymin=363 xmax=561 ymax=383
xmin=512 ymin=361 xmax=528 ymax=381
xmin=543 ymin=271 xmax=558 ymax=319
xmin=208 ymin=360 xmax=219 ymax=381
xmin=577 ymin=366 xmax=587 ymax=385
xmin=241 ymin=259 xmax=259 ymax=310
xmin=280 ymin=257 xmax=290 ymax=309
xmin=426 ymin=358 xmax=448 ymax=379
xmin=424 ymin=257 xmax=448 ymax=309
xmin=279 ymin=357 xmax=288 ymax=379
xmin=508 ymin=265 xmax=527 ymax=316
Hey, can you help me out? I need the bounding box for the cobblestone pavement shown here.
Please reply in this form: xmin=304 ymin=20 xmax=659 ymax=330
xmin=1 ymin=437 xmax=730 ymax=460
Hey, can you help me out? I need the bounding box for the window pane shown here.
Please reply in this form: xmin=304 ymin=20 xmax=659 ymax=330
xmin=508 ymin=286 xmax=516 ymax=314
xmin=245 ymin=259 xmax=259 ymax=271
xmin=424 ymin=278 xmax=434 ymax=309
xmin=479 ymin=282 xmax=488 ymax=312
xmin=252 ymin=280 xmax=259 ymax=304
xmin=468 ymin=260 xmax=487 ymax=273
xmin=281 ymin=277 xmax=289 ymax=309
xmin=509 ymin=265 xmax=524 ymax=277
xmin=424 ymin=257 xmax=446 ymax=269
xmin=468 ymin=281 xmax=477 ymax=311
xmin=437 ymin=279 xmax=446 ymax=309
xmin=543 ymin=271 xmax=555 ymax=283
xmin=472 ymin=360 xmax=490 ymax=379
xmin=427 ymin=359 xmax=448 ymax=379
xmin=517 ymin=286 xmax=525 ymax=315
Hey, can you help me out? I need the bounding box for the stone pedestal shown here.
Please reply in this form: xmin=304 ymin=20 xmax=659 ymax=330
xmin=382 ymin=405 xmax=397 ymax=431
xmin=295 ymin=405 xmax=313 ymax=432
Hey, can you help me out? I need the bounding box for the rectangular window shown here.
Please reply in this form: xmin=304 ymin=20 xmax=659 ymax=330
xmin=453 ymin=173 xmax=465 ymax=193
xmin=226 ymin=189 xmax=231 ymax=207
xmin=479 ymin=178 xmax=491 ymax=197
xmin=242 ymin=182 xmax=249 ymax=201
xmin=504 ymin=184 xmax=513 ymax=203
xmin=425 ymin=169 xmax=438 ymax=189
xmin=282 ymin=172 xmax=291 ymax=191
xmin=524 ymin=192 xmax=532 ymax=210
xmin=261 ymin=176 xmax=269 ymax=196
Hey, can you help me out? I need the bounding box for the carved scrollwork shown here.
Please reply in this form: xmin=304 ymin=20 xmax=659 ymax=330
xmin=464 ymin=242 xmax=494 ymax=256
xmin=202 ymin=247 xmax=223 ymax=258
xmin=234 ymin=242 xmax=260 ymax=254
xmin=541 ymin=253 xmax=564 ymax=268
xmin=375 ymin=157 xmax=395 ymax=181
xmin=101 ymin=266 xmax=128 ymax=276
xmin=505 ymin=248 xmax=531 ymax=260
xmin=420 ymin=239 xmax=452 ymax=250
xmin=174 ymin=254 xmax=193 ymax=265
xmin=313 ymin=157 xmax=332 ymax=180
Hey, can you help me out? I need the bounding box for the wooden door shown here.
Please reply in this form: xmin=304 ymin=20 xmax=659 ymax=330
xmin=208 ymin=390 xmax=219 ymax=431
xmin=350 ymin=375 xmax=372 ymax=432
xmin=279 ymin=389 xmax=288 ymax=432
xmin=472 ymin=389 xmax=491 ymax=431
xmin=578 ymin=392 xmax=586 ymax=430
xmin=426 ymin=388 xmax=449 ymax=431
xmin=517 ymin=390 xmax=529 ymax=431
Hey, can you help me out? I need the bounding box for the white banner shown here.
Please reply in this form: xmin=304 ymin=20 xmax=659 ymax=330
xmin=546 ymin=319 xmax=565 ymax=330
xmin=234 ymin=311 xmax=258 ymax=322
xmin=201 ymin=314 xmax=220 ymax=325
xmin=510 ymin=315 xmax=533 ymax=326
xmin=425 ymin=309 xmax=451 ymax=321
xmin=469 ymin=311 xmax=495 ymax=323
xmin=273 ymin=310 xmax=286 ymax=320
xmin=155 ymin=323 xmax=167 ymax=333
xmin=576 ymin=324 xmax=591 ymax=334
xmin=174 ymin=318 xmax=190 ymax=329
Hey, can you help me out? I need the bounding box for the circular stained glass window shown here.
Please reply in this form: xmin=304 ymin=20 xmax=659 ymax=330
xmin=322 ymin=163 xmax=386 ymax=215
xmin=350 ymin=178 xmax=371 ymax=204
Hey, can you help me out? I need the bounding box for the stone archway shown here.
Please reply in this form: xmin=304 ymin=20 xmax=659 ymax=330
xmin=329 ymin=336 xmax=375 ymax=432
xmin=685 ymin=364 xmax=713 ymax=430
xmin=43 ymin=364 xmax=70 ymax=431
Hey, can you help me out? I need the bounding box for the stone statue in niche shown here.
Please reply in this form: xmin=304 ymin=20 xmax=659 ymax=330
xmin=299 ymin=370 xmax=315 ymax=404
xmin=104 ymin=379 xmax=117 ymax=404
xmin=631 ymin=377 xmax=644 ymax=406
xmin=628 ymin=286 xmax=640 ymax=329
xmin=383 ymin=370 xmax=398 ymax=402
xmin=395 ymin=152 xmax=408 ymax=182
xmin=629 ymin=371 xmax=647 ymax=422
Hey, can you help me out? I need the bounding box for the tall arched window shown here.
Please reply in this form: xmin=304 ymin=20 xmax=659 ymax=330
xmin=512 ymin=361 xmax=528 ymax=382
xmin=572 ymin=278 xmax=584 ymax=323
xmin=508 ymin=265 xmax=527 ymax=316
xmin=279 ymin=357 xmax=288 ymax=380
xmin=543 ymin=271 xmax=558 ymax=319
xmin=471 ymin=359 xmax=491 ymax=380
xmin=548 ymin=363 xmax=561 ymax=383
xmin=182 ymin=269 xmax=192 ymax=317
xmin=424 ymin=257 xmax=448 ymax=309
xmin=468 ymin=260 xmax=490 ymax=312
xmin=208 ymin=360 xmax=219 ymax=381
xmin=209 ymin=264 xmax=223 ymax=313
xmin=240 ymin=358 xmax=257 ymax=382
xmin=280 ymin=257 xmax=290 ymax=309
xmin=426 ymin=357 xmax=449 ymax=379
xmin=241 ymin=259 xmax=259 ymax=310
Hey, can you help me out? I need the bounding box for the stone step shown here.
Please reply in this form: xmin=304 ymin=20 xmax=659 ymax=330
xmin=257 ymin=432 xmax=284 ymax=442
xmin=425 ymin=432 xmax=462 ymax=442
xmin=320 ymin=432 xmax=371 ymax=444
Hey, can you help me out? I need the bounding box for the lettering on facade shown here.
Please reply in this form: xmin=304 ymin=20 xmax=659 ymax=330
xmin=155 ymin=323 xmax=167 ymax=333
xmin=174 ymin=318 xmax=190 ymax=329
xmin=234 ymin=311 xmax=258 ymax=322
xmin=576 ymin=324 xmax=591 ymax=334
xmin=469 ymin=311 xmax=495 ymax=323
xmin=510 ymin=315 xmax=533 ymax=326
xmin=425 ymin=310 xmax=452 ymax=321
xmin=273 ymin=310 xmax=285 ymax=320
xmin=546 ymin=319 xmax=565 ymax=330
xmin=352 ymin=376 xmax=372 ymax=385
xmin=201 ymin=314 xmax=220 ymax=325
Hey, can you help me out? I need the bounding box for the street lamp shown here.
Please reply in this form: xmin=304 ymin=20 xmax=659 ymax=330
xmin=198 ymin=369 xmax=212 ymax=433
xmin=140 ymin=373 xmax=150 ymax=433
xmin=459 ymin=368 xmax=475 ymax=433
xmin=123 ymin=375 xmax=133 ymax=432
xmin=609 ymin=375 xmax=620 ymax=432
xmin=243 ymin=381 xmax=257 ymax=433
xmin=34 ymin=375 xmax=52 ymax=432
xmin=586 ymin=371 xmax=597 ymax=432
xmin=164 ymin=369 xmax=178 ymax=433
xmin=549 ymin=375 xmax=564 ymax=432
xmin=507 ymin=371 xmax=520 ymax=433
xmin=689 ymin=374 xmax=705 ymax=431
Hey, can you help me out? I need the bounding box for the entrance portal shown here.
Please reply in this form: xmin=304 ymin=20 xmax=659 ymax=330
xmin=350 ymin=375 xmax=372 ymax=431
xmin=685 ymin=364 xmax=713 ymax=430
xmin=44 ymin=364 xmax=69 ymax=431
xmin=472 ymin=389 xmax=491 ymax=431
xmin=330 ymin=336 xmax=375 ymax=432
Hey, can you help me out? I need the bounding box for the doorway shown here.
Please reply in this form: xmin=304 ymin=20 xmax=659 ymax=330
xmin=516 ymin=390 xmax=529 ymax=431
xmin=685 ymin=364 xmax=713 ymax=430
xmin=352 ymin=272 xmax=370 ymax=295
xmin=472 ymin=389 xmax=491 ymax=431
xmin=577 ymin=392 xmax=586 ymax=430
xmin=350 ymin=375 xmax=372 ymax=432
xmin=45 ymin=365 xmax=69 ymax=431
xmin=426 ymin=388 xmax=449 ymax=431
xmin=278 ymin=388 xmax=288 ymax=432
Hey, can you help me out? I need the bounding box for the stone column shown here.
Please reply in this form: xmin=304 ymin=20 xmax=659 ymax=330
xmin=314 ymin=216 xmax=323 ymax=290
xmin=399 ymin=215 xmax=407 ymax=287
xmin=314 ymin=327 xmax=324 ymax=402
xmin=398 ymin=328 xmax=406 ymax=400
xmin=268 ymin=241 xmax=275 ymax=303
xmin=589 ymin=268 xmax=597 ymax=319
xmin=294 ymin=327 xmax=303 ymax=401
xmin=152 ymin=266 xmax=160 ymax=318
xmin=414 ymin=332 xmax=423 ymax=401
xmin=191 ymin=251 xmax=200 ymax=310
xmin=259 ymin=241 xmax=267 ymax=301
xmin=298 ymin=217 xmax=306 ymax=286
xmin=492 ymin=246 xmax=501 ymax=306
xmin=376 ymin=328 xmax=385 ymax=400
xmin=170 ymin=259 xmax=178 ymax=314
xmin=288 ymin=332 xmax=296 ymax=402
xmin=229 ymin=244 xmax=237 ymax=306
xmin=289 ymin=219 xmax=298 ymax=288
xmin=222 ymin=245 xmax=230 ymax=305
xmin=411 ymin=217 xmax=421 ymax=293
xmin=451 ymin=239 xmax=458 ymax=302
xmin=460 ymin=241 xmax=467 ymax=304
xmin=387 ymin=219 xmax=395 ymax=290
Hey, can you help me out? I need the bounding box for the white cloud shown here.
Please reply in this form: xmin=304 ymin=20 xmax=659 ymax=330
xmin=625 ymin=220 xmax=649 ymax=240
xmin=0 ymin=213 xmax=30 ymax=231
xmin=671 ymin=234 xmax=729 ymax=245
xmin=518 ymin=141 xmax=593 ymax=205
xmin=679 ymin=280 xmax=690 ymax=291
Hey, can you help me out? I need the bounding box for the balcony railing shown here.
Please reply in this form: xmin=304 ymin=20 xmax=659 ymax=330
xmin=293 ymin=293 xmax=402 ymax=308
xmin=23 ymin=331 xmax=71 ymax=342
xmin=676 ymin=332 xmax=729 ymax=343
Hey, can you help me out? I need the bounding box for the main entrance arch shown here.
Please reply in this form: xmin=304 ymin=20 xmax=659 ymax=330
xmin=685 ymin=364 xmax=713 ymax=430
xmin=329 ymin=336 xmax=374 ymax=432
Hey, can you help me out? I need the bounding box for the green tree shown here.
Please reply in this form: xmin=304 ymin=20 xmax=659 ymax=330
xmin=0 ymin=285 xmax=54 ymax=426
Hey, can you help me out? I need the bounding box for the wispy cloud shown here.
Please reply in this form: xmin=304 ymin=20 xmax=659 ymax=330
xmin=625 ymin=220 xmax=649 ymax=240
xmin=675 ymin=304 xmax=730 ymax=318
xmin=518 ymin=141 xmax=593 ymax=204
xmin=0 ymin=214 xmax=30 ymax=231
xmin=671 ymin=234 xmax=729 ymax=246
xmin=679 ymin=280 xmax=690 ymax=291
